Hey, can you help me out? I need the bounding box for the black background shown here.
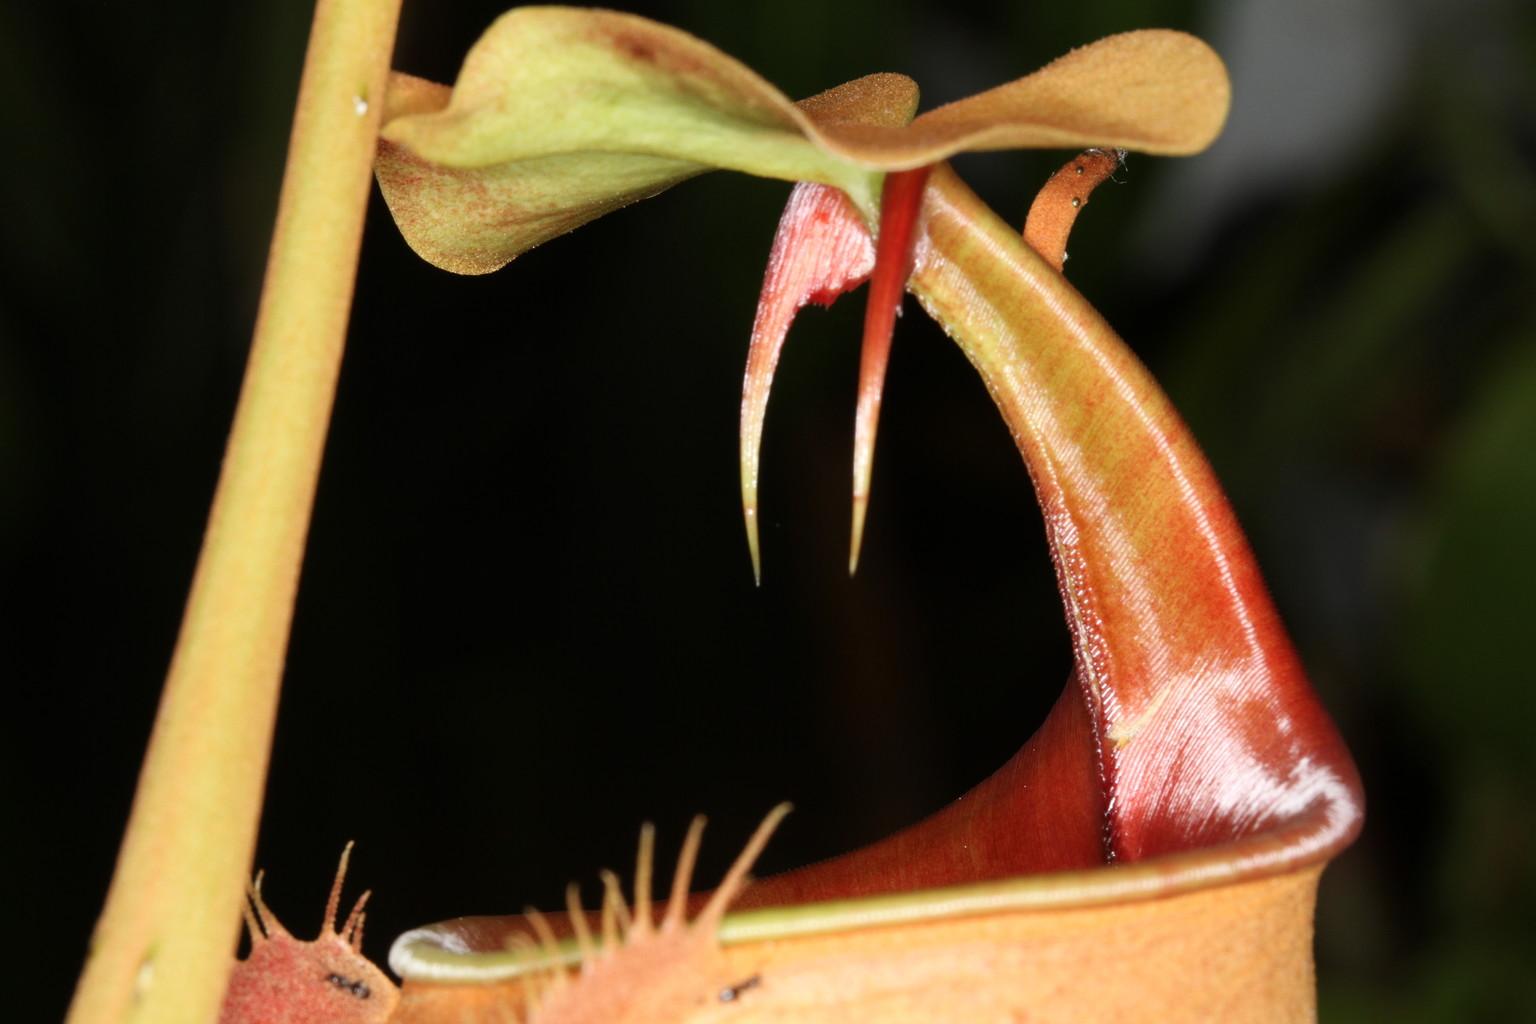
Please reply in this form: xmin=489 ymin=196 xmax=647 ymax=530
xmin=7 ymin=0 xmax=1534 ymax=1019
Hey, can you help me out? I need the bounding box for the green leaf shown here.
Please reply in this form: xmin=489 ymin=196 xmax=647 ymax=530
xmin=376 ymin=8 xmax=917 ymax=274
xmin=375 ymin=7 xmax=1228 ymax=275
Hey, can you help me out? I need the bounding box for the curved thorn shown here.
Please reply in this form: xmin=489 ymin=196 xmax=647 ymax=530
xmin=247 ymin=869 xmax=287 ymax=940
xmin=850 ymin=166 xmax=932 ymax=575
xmin=239 ymin=886 xmax=265 ymax=947
xmin=697 ymin=803 xmax=792 ymax=927
xmin=340 ymin=889 xmax=372 ymax=949
xmin=665 ymin=816 xmax=708 ymax=931
xmin=324 ymin=840 xmax=356 ymax=936
xmin=849 ymin=496 xmax=869 ymax=578
xmin=742 ymin=182 xmax=875 ymax=584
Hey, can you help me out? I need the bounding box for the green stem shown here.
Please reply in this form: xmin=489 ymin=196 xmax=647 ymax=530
xmin=65 ymin=2 xmax=402 ymax=1021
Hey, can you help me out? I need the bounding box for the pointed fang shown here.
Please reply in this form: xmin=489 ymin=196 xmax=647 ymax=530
xmin=742 ymin=182 xmax=875 ymax=583
xmin=850 ymin=166 xmax=932 ymax=575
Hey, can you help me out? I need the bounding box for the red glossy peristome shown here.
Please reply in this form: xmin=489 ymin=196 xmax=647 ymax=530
xmin=729 ymin=160 xmax=1362 ymax=905
xmin=220 ymin=844 xmax=398 ymax=1024
xmin=390 ymin=159 xmax=1363 ymax=996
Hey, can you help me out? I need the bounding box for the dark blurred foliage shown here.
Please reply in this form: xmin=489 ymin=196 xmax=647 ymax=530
xmin=4 ymin=0 xmax=1533 ymax=1020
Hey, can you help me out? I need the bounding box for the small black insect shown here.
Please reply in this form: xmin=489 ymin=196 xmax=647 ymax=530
xmin=718 ymin=974 xmax=762 ymax=1003
xmin=326 ymin=972 xmax=372 ymax=1000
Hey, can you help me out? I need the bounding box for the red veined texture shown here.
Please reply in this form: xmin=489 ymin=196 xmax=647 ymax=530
xmin=386 ymin=165 xmax=1362 ymax=1022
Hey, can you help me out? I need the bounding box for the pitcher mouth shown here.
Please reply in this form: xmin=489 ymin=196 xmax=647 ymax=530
xmin=388 ymin=723 xmax=1358 ymax=986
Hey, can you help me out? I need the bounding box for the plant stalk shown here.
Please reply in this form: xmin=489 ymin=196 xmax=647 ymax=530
xmin=65 ymin=1 xmax=402 ymax=1021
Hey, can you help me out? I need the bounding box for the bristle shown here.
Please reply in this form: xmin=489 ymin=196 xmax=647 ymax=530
xmin=665 ymin=816 xmax=708 ymax=930
xmin=507 ymin=931 xmax=545 ymax=1006
xmin=246 ymin=870 xmax=286 ymax=940
xmin=324 ymin=841 xmax=356 ymax=936
xmin=850 ymin=166 xmax=932 ymax=576
xmin=697 ymin=803 xmax=793 ymax=926
xmin=239 ymin=887 xmax=265 ymax=947
xmin=634 ymin=822 xmax=656 ymax=935
xmin=525 ymin=908 xmax=561 ymax=962
xmin=340 ymin=890 xmax=372 ymax=950
xmin=598 ymin=869 xmax=631 ymax=950
xmin=507 ymin=930 xmax=543 ymax=991
xmin=516 ymin=935 xmax=547 ymax=1009
xmin=565 ymin=883 xmax=596 ymax=968
xmin=503 ymin=809 xmax=795 ymax=1021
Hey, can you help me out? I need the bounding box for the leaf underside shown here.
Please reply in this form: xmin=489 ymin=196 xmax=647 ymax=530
xmin=375 ymin=7 xmax=1229 ymax=273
